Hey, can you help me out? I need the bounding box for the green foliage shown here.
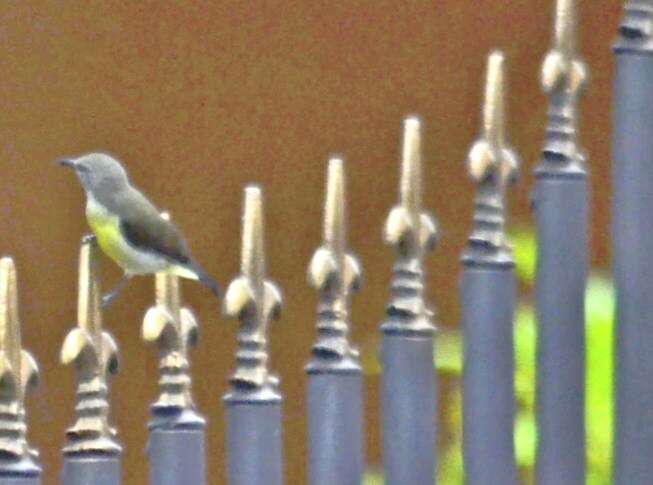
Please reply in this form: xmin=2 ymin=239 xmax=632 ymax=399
xmin=508 ymin=228 xmax=614 ymax=484
xmin=437 ymin=330 xmax=463 ymax=376
xmin=365 ymin=227 xmax=614 ymax=484
xmin=584 ymin=275 xmax=614 ymax=485
xmin=512 ymin=227 xmax=538 ymax=283
xmin=363 ymin=471 xmax=383 ymax=485
xmin=513 ymin=304 xmax=537 ymax=479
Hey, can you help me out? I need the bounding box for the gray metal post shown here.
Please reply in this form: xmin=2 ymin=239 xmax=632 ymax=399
xmin=143 ymin=238 xmax=207 ymax=485
xmin=61 ymin=455 xmax=121 ymax=485
xmin=380 ymin=116 xmax=439 ymax=485
xmin=60 ymin=236 xmax=121 ymax=485
xmin=147 ymin=424 xmax=206 ymax=485
xmin=0 ymin=258 xmax=41 ymax=485
xmin=613 ymin=2 xmax=653 ymax=483
xmin=461 ymin=268 xmax=517 ymax=485
xmin=533 ymin=1 xmax=589 ymax=484
xmin=0 ymin=459 xmax=41 ymax=485
xmin=306 ymin=157 xmax=364 ymax=485
xmin=461 ymin=50 xmax=519 ymax=485
xmin=223 ymin=186 xmax=284 ymax=485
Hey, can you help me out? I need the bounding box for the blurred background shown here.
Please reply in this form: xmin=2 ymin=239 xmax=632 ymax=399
xmin=0 ymin=1 xmax=619 ymax=483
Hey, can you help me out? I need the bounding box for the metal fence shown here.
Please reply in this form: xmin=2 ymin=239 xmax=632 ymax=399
xmin=0 ymin=0 xmax=648 ymax=484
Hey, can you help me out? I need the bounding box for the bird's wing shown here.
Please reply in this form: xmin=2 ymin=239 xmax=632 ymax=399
xmin=114 ymin=187 xmax=221 ymax=297
xmin=116 ymin=190 xmax=192 ymax=265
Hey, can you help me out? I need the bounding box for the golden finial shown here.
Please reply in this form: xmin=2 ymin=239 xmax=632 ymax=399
xmin=308 ymin=157 xmax=362 ymax=364
xmin=384 ymin=116 xmax=438 ymax=258
xmin=0 ymin=257 xmax=39 ymax=460
xmin=538 ymin=0 xmax=588 ymax=172
xmin=224 ymin=187 xmax=282 ymax=390
xmin=381 ymin=117 xmax=438 ymax=335
xmin=143 ymin=213 xmax=201 ymax=416
xmin=60 ymin=235 xmax=120 ymax=454
xmin=465 ymin=51 xmax=520 ymax=259
xmin=541 ymin=0 xmax=587 ymax=94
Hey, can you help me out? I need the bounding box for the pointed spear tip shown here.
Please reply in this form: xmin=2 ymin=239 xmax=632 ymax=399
xmin=554 ymin=0 xmax=577 ymax=54
xmin=483 ymin=49 xmax=506 ymax=142
xmin=326 ymin=156 xmax=345 ymax=200
xmin=327 ymin=156 xmax=345 ymax=189
xmin=0 ymin=256 xmax=17 ymax=320
xmin=541 ymin=0 xmax=588 ymax=96
xmin=487 ymin=50 xmax=506 ymax=93
xmin=402 ymin=115 xmax=422 ymax=156
xmin=77 ymin=233 xmax=102 ymax=334
xmin=328 ymin=154 xmax=345 ymax=170
xmin=0 ymin=256 xmax=17 ymax=344
xmin=79 ymin=234 xmax=97 ymax=279
xmin=244 ymin=184 xmax=263 ymax=204
xmin=403 ymin=115 xmax=422 ymax=151
xmin=0 ymin=256 xmax=14 ymax=273
xmin=242 ymin=184 xmax=265 ymax=278
xmin=488 ymin=49 xmax=506 ymax=67
xmin=400 ymin=114 xmax=423 ymax=212
xmin=466 ymin=50 xmax=511 ymax=181
xmin=152 ymin=210 xmax=180 ymax=308
xmin=324 ymin=155 xmax=346 ymax=249
xmin=404 ymin=114 xmax=421 ymax=130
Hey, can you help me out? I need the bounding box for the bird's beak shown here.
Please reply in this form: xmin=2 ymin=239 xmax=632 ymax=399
xmin=57 ymin=158 xmax=76 ymax=169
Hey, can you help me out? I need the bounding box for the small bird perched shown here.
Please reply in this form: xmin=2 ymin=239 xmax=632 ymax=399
xmin=59 ymin=152 xmax=220 ymax=306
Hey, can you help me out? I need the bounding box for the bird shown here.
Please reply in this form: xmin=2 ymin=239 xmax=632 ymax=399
xmin=58 ymin=152 xmax=220 ymax=307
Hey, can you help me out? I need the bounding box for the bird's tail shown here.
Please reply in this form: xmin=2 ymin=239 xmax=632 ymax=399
xmin=170 ymin=262 xmax=221 ymax=298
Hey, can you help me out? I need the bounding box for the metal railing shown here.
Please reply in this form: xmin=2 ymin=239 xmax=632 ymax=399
xmin=0 ymin=1 xmax=647 ymax=484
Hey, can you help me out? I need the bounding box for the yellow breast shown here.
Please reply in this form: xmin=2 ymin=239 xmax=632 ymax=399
xmin=86 ymin=198 xmax=131 ymax=269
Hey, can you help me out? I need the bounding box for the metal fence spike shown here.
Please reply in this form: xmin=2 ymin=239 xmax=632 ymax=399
xmin=306 ymin=156 xmax=364 ymax=484
xmin=464 ymin=50 xmax=519 ymax=264
xmin=224 ymin=186 xmax=282 ymax=391
xmin=613 ymin=1 xmax=653 ymax=481
xmin=143 ymin=214 xmax=207 ymax=485
xmin=143 ymin=213 xmax=202 ymax=416
xmin=61 ymin=235 xmax=121 ymax=455
xmin=0 ymin=257 xmax=40 ymax=468
xmin=385 ymin=116 xmax=438 ymax=256
xmin=308 ymin=157 xmax=361 ymax=364
xmin=224 ymin=187 xmax=284 ymax=485
xmin=380 ymin=116 xmax=438 ymax=484
xmin=533 ymin=1 xmax=589 ymax=482
xmin=539 ymin=0 xmax=588 ymax=174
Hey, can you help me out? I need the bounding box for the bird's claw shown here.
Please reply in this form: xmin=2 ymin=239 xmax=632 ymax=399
xmin=82 ymin=234 xmax=97 ymax=245
xmin=101 ymin=292 xmax=117 ymax=309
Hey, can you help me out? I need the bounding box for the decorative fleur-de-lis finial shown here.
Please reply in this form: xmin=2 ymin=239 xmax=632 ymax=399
xmin=143 ymin=213 xmax=201 ymax=419
xmin=307 ymin=157 xmax=362 ymax=366
xmin=538 ymin=0 xmax=588 ymax=173
xmin=384 ymin=117 xmax=438 ymax=258
xmin=381 ymin=117 xmax=438 ymax=336
xmin=224 ymin=186 xmax=282 ymax=390
xmin=0 ymin=257 xmax=39 ymax=461
xmin=60 ymin=235 xmax=120 ymax=454
xmin=618 ymin=1 xmax=653 ymax=48
xmin=464 ymin=51 xmax=520 ymax=265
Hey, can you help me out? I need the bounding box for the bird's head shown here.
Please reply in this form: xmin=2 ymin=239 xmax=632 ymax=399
xmin=58 ymin=152 xmax=130 ymax=194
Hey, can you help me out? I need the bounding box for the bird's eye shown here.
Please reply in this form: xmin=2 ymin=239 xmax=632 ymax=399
xmin=76 ymin=164 xmax=90 ymax=173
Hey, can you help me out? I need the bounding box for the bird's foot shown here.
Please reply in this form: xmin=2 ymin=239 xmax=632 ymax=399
xmin=82 ymin=234 xmax=98 ymax=245
xmin=100 ymin=273 xmax=134 ymax=309
xmin=101 ymin=291 xmax=118 ymax=309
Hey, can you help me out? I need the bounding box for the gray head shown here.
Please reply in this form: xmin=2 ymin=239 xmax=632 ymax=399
xmin=59 ymin=153 xmax=130 ymax=194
